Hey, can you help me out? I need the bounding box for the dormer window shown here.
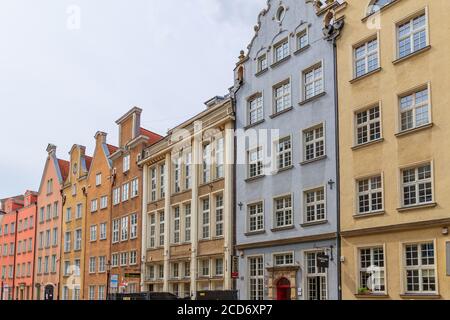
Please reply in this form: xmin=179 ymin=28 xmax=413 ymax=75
xmin=257 ymin=54 xmax=268 ymax=73
xmin=273 ymin=38 xmax=289 ymax=63
xmin=367 ymin=0 xmax=395 ymax=15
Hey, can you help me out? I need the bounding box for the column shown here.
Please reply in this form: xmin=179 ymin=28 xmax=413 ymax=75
xmin=190 ymin=130 xmax=200 ymax=299
xmin=223 ymin=121 xmax=234 ymax=290
xmin=163 ymin=153 xmax=171 ymax=292
xmin=140 ymin=163 xmax=148 ymax=292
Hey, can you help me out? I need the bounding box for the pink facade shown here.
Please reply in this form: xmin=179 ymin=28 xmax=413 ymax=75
xmin=13 ymin=191 xmax=38 ymax=300
xmin=34 ymin=144 xmax=69 ymax=300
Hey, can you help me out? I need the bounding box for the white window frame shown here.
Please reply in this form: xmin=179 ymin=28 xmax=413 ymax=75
xmin=303 ymin=124 xmax=325 ymax=162
xmin=275 ymin=135 xmax=292 ymax=171
xmin=173 ymin=206 xmax=180 ymax=244
xmin=257 ymin=53 xmax=268 ymax=73
xmin=95 ymin=173 xmax=102 ymax=186
xmin=355 ymin=104 xmax=382 ymax=146
xmin=353 ymin=35 xmax=379 ymax=78
xmin=273 ymin=38 xmax=289 ymax=63
xmin=401 ymin=162 xmax=434 ymax=208
xmin=215 ymin=194 xmax=224 ymax=238
xmin=273 ymin=252 xmax=294 ymax=267
xmin=112 ymin=219 xmax=119 ymax=244
xmin=123 ymin=154 xmax=131 ymax=173
xmin=398 ymin=85 xmax=431 ymax=133
xmin=130 ymin=213 xmax=138 ymax=239
xmin=358 ymin=245 xmax=386 ymax=294
xmin=403 ymin=241 xmax=437 ymax=294
xmin=396 ymin=10 xmax=429 ymax=59
xmin=273 ymin=194 xmax=293 ymax=228
xmin=248 ymin=255 xmax=264 ymax=300
xmin=184 ymin=203 xmax=191 ymax=243
xmin=302 ymin=62 xmax=324 ymax=101
xmin=247 ymin=94 xmax=264 ymax=126
xmin=304 ymin=187 xmax=327 ymax=224
xmin=296 ymin=27 xmax=309 ymax=51
xmin=90 ymin=199 xmax=98 ymax=213
xmin=122 ymin=183 xmax=130 ymax=202
xmin=121 ymin=216 xmax=129 ymax=241
xmin=248 ymin=146 xmax=264 ymax=179
xmin=201 ymin=198 xmax=210 ymax=239
xmin=131 ymin=178 xmax=139 ymax=198
xmin=273 ymin=79 xmax=291 ymax=114
xmin=356 ymin=175 xmax=384 ymax=215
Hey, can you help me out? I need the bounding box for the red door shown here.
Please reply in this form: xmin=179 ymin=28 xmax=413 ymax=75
xmin=276 ymin=278 xmax=291 ymax=300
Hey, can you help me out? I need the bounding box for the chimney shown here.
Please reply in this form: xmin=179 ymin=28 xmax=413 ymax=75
xmin=46 ymin=144 xmax=57 ymax=155
xmin=95 ymin=131 xmax=107 ymax=144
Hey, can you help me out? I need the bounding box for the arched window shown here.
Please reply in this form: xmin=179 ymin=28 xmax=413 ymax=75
xmin=367 ymin=0 xmax=394 ymax=15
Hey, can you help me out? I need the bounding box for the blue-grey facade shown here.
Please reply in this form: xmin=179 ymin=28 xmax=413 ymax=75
xmin=232 ymin=0 xmax=340 ymax=300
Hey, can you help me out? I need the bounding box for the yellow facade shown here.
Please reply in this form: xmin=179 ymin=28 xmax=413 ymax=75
xmin=336 ymin=0 xmax=450 ymax=299
xmin=59 ymin=145 xmax=91 ymax=300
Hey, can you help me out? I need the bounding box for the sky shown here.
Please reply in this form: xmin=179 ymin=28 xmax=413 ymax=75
xmin=0 ymin=0 xmax=267 ymax=198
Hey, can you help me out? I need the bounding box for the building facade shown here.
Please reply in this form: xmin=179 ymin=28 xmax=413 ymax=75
xmin=0 ymin=195 xmax=24 ymax=300
xmin=84 ymin=132 xmax=117 ymax=300
xmin=109 ymin=108 xmax=162 ymax=295
xmin=34 ymin=144 xmax=69 ymax=300
xmin=233 ymin=0 xmax=341 ymax=300
xmin=140 ymin=97 xmax=234 ymax=299
xmin=13 ymin=191 xmax=38 ymax=300
xmin=59 ymin=145 xmax=92 ymax=300
xmin=336 ymin=0 xmax=450 ymax=299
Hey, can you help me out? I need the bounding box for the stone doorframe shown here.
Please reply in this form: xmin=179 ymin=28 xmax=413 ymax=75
xmin=266 ymin=266 xmax=300 ymax=300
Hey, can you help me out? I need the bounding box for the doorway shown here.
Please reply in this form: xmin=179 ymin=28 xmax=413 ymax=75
xmin=276 ymin=278 xmax=291 ymax=300
xmin=44 ymin=285 xmax=54 ymax=301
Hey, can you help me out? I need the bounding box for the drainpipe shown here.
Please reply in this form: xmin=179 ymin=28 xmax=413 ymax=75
xmin=31 ymin=202 xmax=38 ymax=300
xmin=12 ymin=210 xmax=19 ymax=300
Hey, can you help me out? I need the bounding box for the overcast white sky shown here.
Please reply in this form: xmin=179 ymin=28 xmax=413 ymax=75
xmin=0 ymin=0 xmax=266 ymax=198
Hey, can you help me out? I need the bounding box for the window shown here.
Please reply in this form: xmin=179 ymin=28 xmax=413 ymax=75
xmin=111 ymin=253 xmax=119 ymax=267
xmin=172 ymin=263 xmax=179 ymax=279
xmin=215 ymin=138 xmax=224 ymax=179
xmin=53 ymin=202 xmax=58 ymax=218
xmin=367 ymin=0 xmax=395 ymax=14
xmin=184 ymin=261 xmax=191 ymax=278
xmin=39 ymin=207 xmax=45 ymax=223
xmin=73 ymin=286 xmax=81 ymax=301
xmin=150 ymin=168 xmax=157 ymax=201
xmin=215 ymin=195 xmax=224 ymax=237
xmin=297 ymin=29 xmax=309 ymax=50
xmin=356 ymin=106 xmax=381 ymax=145
xmin=89 ymin=257 xmax=96 ymax=274
xmin=120 ymin=252 xmax=128 ymax=266
xmin=149 ymin=214 xmax=156 ymax=248
xmin=397 ymin=13 xmax=428 ymax=59
xmin=129 ymin=251 xmax=137 ymax=265
xmin=184 ymin=204 xmax=191 ymax=242
xmin=305 ymin=188 xmax=326 ymax=223
xmin=248 ymin=95 xmax=263 ymax=125
xmin=276 ymin=136 xmax=292 ymax=170
xmin=274 ymin=195 xmax=293 ymax=228
xmin=52 ymin=228 xmax=58 ymax=246
xmin=73 ymin=229 xmax=82 ymax=251
xmin=160 ymin=164 xmax=166 ymax=198
xmin=64 ymin=232 xmax=71 ymax=253
xmin=306 ymin=252 xmax=328 ymax=300
xmin=113 ymin=187 xmax=120 ymax=205
xmin=174 ymin=157 xmax=181 ymax=193
xmin=158 ymin=265 xmax=164 ymax=279
xmin=405 ymin=242 xmax=436 ymax=293
xmin=274 ymin=38 xmax=289 ymax=63
xmin=357 ymin=175 xmax=383 ymax=214
xmin=159 ymin=212 xmax=165 ymax=246
xmin=200 ymin=259 xmax=210 ymax=277
xmin=44 ymin=256 xmax=49 ymax=274
xmin=173 ymin=207 xmax=180 ymax=244
xmin=112 ymin=219 xmax=119 ymax=243
xmin=304 ymin=125 xmax=325 ymax=162
xmin=100 ymin=223 xmax=107 ymax=240
xmin=249 ymin=256 xmax=264 ymax=300
xmin=359 ymin=247 xmax=386 ymax=293
xmin=72 ymin=184 xmax=77 ymax=196
xmin=130 ymin=213 xmax=138 ymax=239
xmin=76 ymin=203 xmax=82 ymax=219
xmin=248 ymin=202 xmax=264 ymax=233
xmin=98 ymin=286 xmax=106 ymax=300
xmin=202 ymin=144 xmax=211 ymax=184
xmin=46 ymin=204 xmax=52 ymax=221
xmin=402 ymin=163 xmax=433 ymax=207
xmin=354 ymin=38 xmax=379 ymax=78
xmin=131 ymin=178 xmax=139 ymax=197
xmin=399 ymin=87 xmax=430 ymax=132
xmin=257 ymin=54 xmax=268 ymax=73
xmin=121 ymin=216 xmax=129 ymax=241
xmin=62 ymin=286 xmax=69 ymax=301
xmin=215 ymin=258 xmax=224 ymax=276
xmin=202 ymin=198 xmax=210 ymax=239
xmin=273 ymin=80 xmax=291 ymax=114
xmin=185 ymin=152 xmax=192 ymax=190
xmin=65 ymin=207 xmax=72 ymax=222
xmin=123 ymin=154 xmax=131 ymax=172
xmin=303 ymin=63 xmax=323 ymax=100
xmin=122 ymin=183 xmax=130 ymax=202
xmin=47 ymin=178 xmax=53 ymax=194
xmin=100 ymin=196 xmax=108 ymax=209
xmin=88 ymin=286 xmax=95 ymax=300
xmin=51 ymin=255 xmax=57 ymax=273
xmin=91 ymin=199 xmax=98 ymax=213
xmin=90 ymin=225 xmax=97 ymax=242
xmin=274 ymin=253 xmax=294 ymax=266
xmin=96 ymin=173 xmax=102 ymax=186
xmin=74 ymin=259 xmax=81 ymax=276
xmin=248 ymin=147 xmax=263 ymax=178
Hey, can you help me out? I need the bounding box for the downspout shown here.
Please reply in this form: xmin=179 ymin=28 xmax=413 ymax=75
xmin=58 ymin=188 xmax=65 ymax=300
xmin=12 ymin=210 xmax=19 ymax=300
xmin=31 ymin=202 xmax=38 ymax=300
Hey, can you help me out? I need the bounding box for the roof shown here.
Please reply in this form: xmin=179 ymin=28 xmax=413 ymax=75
xmin=85 ymin=156 xmax=93 ymax=171
xmin=140 ymin=128 xmax=163 ymax=145
xmin=107 ymin=144 xmax=119 ymax=155
xmin=58 ymin=159 xmax=70 ymax=181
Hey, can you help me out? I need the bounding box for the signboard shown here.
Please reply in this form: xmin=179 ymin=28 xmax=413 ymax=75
xmin=125 ymin=273 xmax=141 ymax=279
xmin=317 ymin=253 xmax=330 ymax=269
xmin=231 ymin=272 xmax=239 ymax=279
xmin=110 ymin=275 xmax=119 ymax=289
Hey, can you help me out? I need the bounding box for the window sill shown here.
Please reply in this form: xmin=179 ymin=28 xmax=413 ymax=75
xmin=349 ymin=67 xmax=382 ymax=84
xmin=244 ymin=230 xmax=266 ymax=237
xmin=269 ymin=106 xmax=293 ymax=119
xmin=293 ymin=44 xmax=310 ymax=56
xmin=397 ymin=202 xmax=437 ymax=213
xmin=300 ymin=155 xmax=327 ymax=166
xmin=400 ymin=293 xmax=441 ymax=300
xmin=353 ymin=211 xmax=385 ymax=219
xmin=273 ymin=165 xmax=295 ymax=175
xmin=255 ymin=68 xmax=268 ymax=77
xmin=271 ymin=225 xmax=295 ymax=232
xmin=393 ymin=45 xmax=431 ymax=65
xmin=245 ymin=175 xmax=266 ymax=183
xmin=299 ymin=91 xmax=326 ymax=106
xmin=301 ymin=220 xmax=328 ymax=228
xmin=244 ymin=119 xmax=265 ymax=131
xmin=270 ymin=55 xmax=291 ymax=69
xmin=352 ymin=138 xmax=384 ymax=151
xmin=395 ymin=123 xmax=433 ymax=137
xmin=354 ymin=293 xmax=389 ymax=299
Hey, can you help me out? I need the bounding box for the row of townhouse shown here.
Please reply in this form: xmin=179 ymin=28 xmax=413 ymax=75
xmin=1 ymin=0 xmax=450 ymax=301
